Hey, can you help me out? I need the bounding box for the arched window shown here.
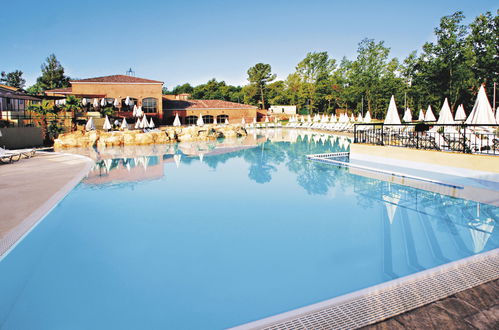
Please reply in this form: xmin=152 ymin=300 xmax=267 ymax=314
xmin=217 ymin=114 xmax=229 ymax=123
xmin=202 ymin=115 xmax=214 ymax=124
xmin=142 ymin=98 xmax=157 ymax=113
xmin=185 ymin=116 xmax=197 ymax=125
xmin=121 ymin=98 xmax=138 ymax=111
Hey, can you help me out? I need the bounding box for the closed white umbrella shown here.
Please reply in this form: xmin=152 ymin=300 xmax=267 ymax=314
xmin=93 ymin=98 xmax=99 ymax=108
xmin=418 ymin=109 xmax=425 ymax=121
xmin=436 ymin=98 xmax=455 ymax=125
xmin=197 ymin=114 xmax=204 ymax=126
xmin=403 ymin=108 xmax=412 ymax=122
xmin=465 ymin=85 xmax=497 ymax=125
xmin=330 ymin=114 xmax=337 ymax=123
xmin=113 ymin=98 xmax=119 ymax=107
xmin=265 ymin=116 xmax=269 ymax=123
xmin=141 ymin=115 xmax=149 ymax=128
xmin=455 ymin=105 xmax=466 ymax=122
xmin=213 ymin=116 xmax=217 ymax=124
xmin=120 ymin=118 xmax=128 ymax=130
xmin=103 ymin=115 xmax=112 ymax=131
xmin=300 ymin=115 xmax=305 ymax=122
xmin=173 ymin=113 xmax=181 ymax=126
xmin=85 ymin=117 xmax=95 ymax=131
xmin=149 ymin=117 xmax=155 ymax=128
xmin=225 ymin=118 xmax=229 ymax=125
xmin=137 ymin=106 xmax=143 ymax=117
xmin=101 ymin=98 xmax=106 ymax=107
xmin=125 ymin=96 xmax=130 ymax=106
xmin=134 ymin=118 xmax=140 ymax=129
xmin=253 ymin=117 xmax=257 ymax=124
xmin=496 ymin=107 xmax=499 ymax=123
xmin=350 ymin=113 xmax=355 ymax=122
xmin=384 ymin=95 xmax=401 ymax=125
xmin=424 ymin=105 xmax=436 ymax=122
xmin=241 ymin=117 xmax=245 ymax=125
xmin=82 ymin=98 xmax=87 ymax=106
xmin=363 ymin=111 xmax=371 ymax=123
xmin=132 ymin=105 xmax=138 ymax=117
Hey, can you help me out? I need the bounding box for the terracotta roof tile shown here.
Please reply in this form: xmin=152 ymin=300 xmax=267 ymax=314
xmin=71 ymin=75 xmax=163 ymax=84
xmin=163 ymin=99 xmax=257 ymax=110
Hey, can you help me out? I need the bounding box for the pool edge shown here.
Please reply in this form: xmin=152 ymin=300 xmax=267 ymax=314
xmin=0 ymin=152 xmax=94 ymax=259
xmin=231 ymin=248 xmax=499 ymax=329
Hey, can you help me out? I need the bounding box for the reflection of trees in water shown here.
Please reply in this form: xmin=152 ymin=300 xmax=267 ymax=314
xmin=243 ymin=143 xmax=286 ymax=184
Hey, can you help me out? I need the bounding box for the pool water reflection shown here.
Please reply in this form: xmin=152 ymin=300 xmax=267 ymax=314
xmin=0 ymin=129 xmax=497 ymax=330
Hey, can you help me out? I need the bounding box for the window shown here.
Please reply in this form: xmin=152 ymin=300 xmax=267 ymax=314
xmin=217 ymin=114 xmax=229 ymax=123
xmin=185 ymin=116 xmax=197 ymax=125
xmin=121 ymin=98 xmax=138 ymax=111
xmin=142 ymin=97 xmax=157 ymax=113
xmin=202 ymin=115 xmax=214 ymax=124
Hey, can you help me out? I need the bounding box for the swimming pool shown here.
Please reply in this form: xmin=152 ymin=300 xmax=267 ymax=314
xmin=1 ymin=130 xmax=498 ymax=329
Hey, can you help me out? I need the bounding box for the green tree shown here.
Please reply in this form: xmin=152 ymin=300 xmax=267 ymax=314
xmin=172 ymin=83 xmax=194 ymax=95
xmin=28 ymin=100 xmax=60 ymax=144
xmin=468 ymin=10 xmax=499 ymax=102
xmin=62 ymin=95 xmax=83 ymax=131
xmin=0 ymin=70 xmax=26 ymax=89
xmin=295 ymin=52 xmax=336 ymax=114
xmin=33 ymin=54 xmax=70 ymax=91
xmin=247 ymin=63 xmax=276 ymax=109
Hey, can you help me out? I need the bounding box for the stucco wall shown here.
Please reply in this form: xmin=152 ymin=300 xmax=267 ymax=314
xmin=72 ymin=83 xmax=163 ymax=113
xmin=0 ymin=127 xmax=43 ymax=149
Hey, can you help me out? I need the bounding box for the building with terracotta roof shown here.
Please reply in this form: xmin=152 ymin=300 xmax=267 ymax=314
xmin=44 ymin=74 xmax=257 ymax=124
xmin=163 ymin=98 xmax=258 ymax=125
xmin=45 ymin=74 xmax=164 ymax=119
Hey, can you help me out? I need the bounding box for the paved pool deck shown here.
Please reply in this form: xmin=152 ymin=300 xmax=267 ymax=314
xmin=0 ymin=152 xmax=93 ymax=256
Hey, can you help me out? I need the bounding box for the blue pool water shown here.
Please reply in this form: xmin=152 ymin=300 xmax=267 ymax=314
xmin=0 ymin=131 xmax=498 ymax=329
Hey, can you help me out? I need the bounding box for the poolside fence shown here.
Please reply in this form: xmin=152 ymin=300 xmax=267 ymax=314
xmin=354 ymin=123 xmax=499 ymax=156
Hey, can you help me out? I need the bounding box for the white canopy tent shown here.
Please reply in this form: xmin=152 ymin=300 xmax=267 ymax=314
xmin=384 ymin=95 xmax=401 ymax=125
xmin=402 ymin=108 xmax=412 ymax=122
xmin=424 ymin=105 xmax=436 ymax=122
xmin=465 ymin=85 xmax=497 ymax=125
xmin=455 ymin=104 xmax=466 ymax=122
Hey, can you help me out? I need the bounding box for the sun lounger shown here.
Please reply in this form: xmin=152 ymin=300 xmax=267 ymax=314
xmin=0 ymin=147 xmax=35 ymax=163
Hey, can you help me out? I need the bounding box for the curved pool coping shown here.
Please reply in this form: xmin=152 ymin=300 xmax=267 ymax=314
xmin=232 ymin=248 xmax=499 ymax=329
xmin=0 ymin=152 xmax=94 ymax=259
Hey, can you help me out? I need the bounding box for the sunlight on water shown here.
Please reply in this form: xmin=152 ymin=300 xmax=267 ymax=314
xmin=0 ymin=129 xmax=497 ymax=329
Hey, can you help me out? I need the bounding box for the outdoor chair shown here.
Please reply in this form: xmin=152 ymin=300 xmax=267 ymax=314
xmin=0 ymin=147 xmax=35 ymax=163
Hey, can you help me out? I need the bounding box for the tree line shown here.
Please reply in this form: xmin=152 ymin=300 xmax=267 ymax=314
xmin=2 ymin=10 xmax=497 ymax=120
xmin=165 ymin=10 xmax=498 ymax=118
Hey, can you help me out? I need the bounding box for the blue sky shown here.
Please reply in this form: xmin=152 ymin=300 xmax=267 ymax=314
xmin=2 ymin=0 xmax=497 ymax=89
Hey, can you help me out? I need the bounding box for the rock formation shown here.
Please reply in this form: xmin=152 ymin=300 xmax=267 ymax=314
xmin=53 ymin=125 xmax=247 ymax=149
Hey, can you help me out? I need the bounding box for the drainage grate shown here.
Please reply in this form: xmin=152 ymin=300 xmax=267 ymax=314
xmin=233 ymin=249 xmax=499 ymax=330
